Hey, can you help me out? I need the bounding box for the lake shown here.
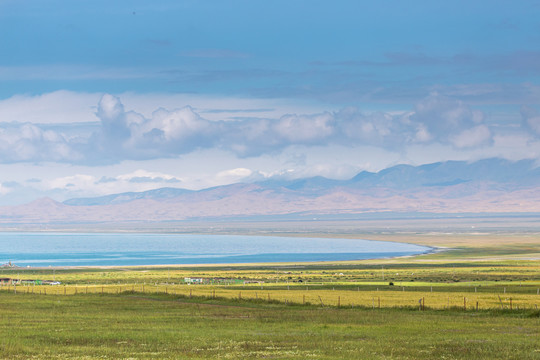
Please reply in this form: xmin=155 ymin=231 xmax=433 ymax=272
xmin=0 ymin=232 xmax=431 ymax=267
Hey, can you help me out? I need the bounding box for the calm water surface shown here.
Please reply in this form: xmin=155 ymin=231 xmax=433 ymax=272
xmin=0 ymin=232 xmax=431 ymax=267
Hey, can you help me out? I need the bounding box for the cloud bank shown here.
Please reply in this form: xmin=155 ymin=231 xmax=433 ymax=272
xmin=0 ymin=92 xmax=522 ymax=165
xmin=43 ymin=170 xmax=184 ymax=199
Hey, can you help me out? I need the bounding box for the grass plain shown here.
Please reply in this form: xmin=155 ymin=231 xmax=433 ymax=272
xmin=0 ymin=292 xmax=539 ymax=359
xmin=1 ymin=218 xmax=539 ymax=359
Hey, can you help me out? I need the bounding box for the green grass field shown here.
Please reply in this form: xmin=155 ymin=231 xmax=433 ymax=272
xmin=0 ymin=292 xmax=538 ymax=359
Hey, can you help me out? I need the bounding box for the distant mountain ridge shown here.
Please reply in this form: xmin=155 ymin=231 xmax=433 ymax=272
xmin=347 ymin=158 xmax=540 ymax=189
xmin=63 ymin=187 xmax=193 ymax=206
xmin=1 ymin=158 xmax=539 ymax=224
xmin=62 ymin=158 xmax=540 ymax=206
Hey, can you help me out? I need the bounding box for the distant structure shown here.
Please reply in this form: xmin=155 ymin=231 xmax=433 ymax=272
xmin=0 ymin=261 xmax=18 ymax=268
xmin=184 ymin=277 xmax=260 ymax=285
xmin=184 ymin=277 xmax=204 ymax=284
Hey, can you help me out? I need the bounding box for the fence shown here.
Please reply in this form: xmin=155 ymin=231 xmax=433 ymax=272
xmin=1 ymin=283 xmax=539 ymax=311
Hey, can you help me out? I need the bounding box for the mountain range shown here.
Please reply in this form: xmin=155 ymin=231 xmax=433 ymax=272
xmin=1 ymin=158 xmax=540 ymax=225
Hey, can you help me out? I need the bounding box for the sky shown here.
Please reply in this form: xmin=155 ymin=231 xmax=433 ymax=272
xmin=1 ymin=0 xmax=540 ymax=205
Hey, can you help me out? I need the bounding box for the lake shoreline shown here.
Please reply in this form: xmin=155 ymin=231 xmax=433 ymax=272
xmin=6 ymin=244 xmax=439 ymax=270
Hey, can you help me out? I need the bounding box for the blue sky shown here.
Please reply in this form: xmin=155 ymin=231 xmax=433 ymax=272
xmin=0 ymin=0 xmax=540 ymax=204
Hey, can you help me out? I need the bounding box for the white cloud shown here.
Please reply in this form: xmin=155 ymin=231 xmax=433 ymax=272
xmin=274 ymin=112 xmax=334 ymax=143
xmin=97 ymin=94 xmax=125 ymax=121
xmin=48 ymin=174 xmax=97 ymax=191
xmin=450 ymin=125 xmax=492 ymax=148
xmin=414 ymin=124 xmax=432 ymax=142
xmin=43 ymin=170 xmax=184 ymax=199
xmin=0 ymin=92 xmax=515 ymax=166
xmin=116 ymin=92 xmax=332 ymax=122
xmin=409 ymin=93 xmax=492 ymax=148
xmin=116 ymin=170 xmax=182 ymax=183
xmin=0 ymin=123 xmax=81 ymax=163
xmin=0 ymin=183 xmax=11 ymax=195
xmin=335 ymin=107 xmax=412 ymax=148
xmin=215 ymin=168 xmax=253 ymax=182
xmin=521 ymin=105 xmax=540 ymax=135
xmin=0 ymin=91 xmax=100 ymax=124
xmin=132 ymin=106 xmax=216 ymax=155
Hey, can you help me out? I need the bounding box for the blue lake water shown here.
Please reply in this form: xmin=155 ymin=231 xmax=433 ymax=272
xmin=0 ymin=232 xmax=431 ymax=267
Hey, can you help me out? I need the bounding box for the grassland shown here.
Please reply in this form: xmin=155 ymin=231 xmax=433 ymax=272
xmin=0 ymin=292 xmax=539 ymax=359
xmin=0 ymin=221 xmax=539 ymax=359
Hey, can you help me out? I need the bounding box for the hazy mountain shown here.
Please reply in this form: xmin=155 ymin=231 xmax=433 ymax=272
xmin=0 ymin=158 xmax=539 ymax=224
xmin=348 ymin=158 xmax=540 ymax=188
xmin=63 ymin=187 xmax=193 ymax=206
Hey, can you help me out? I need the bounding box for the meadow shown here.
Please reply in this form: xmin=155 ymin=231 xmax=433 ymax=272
xmin=0 ymin=291 xmax=539 ymax=359
xmin=0 ymin=224 xmax=539 ymax=359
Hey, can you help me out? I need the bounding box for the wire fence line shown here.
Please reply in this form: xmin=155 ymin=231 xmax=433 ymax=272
xmin=1 ymin=283 xmax=539 ymax=311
